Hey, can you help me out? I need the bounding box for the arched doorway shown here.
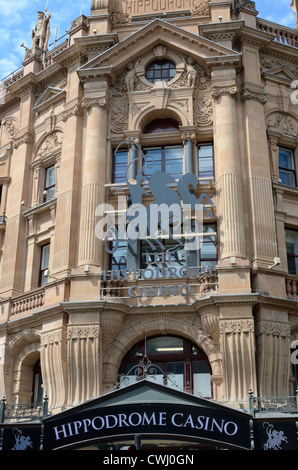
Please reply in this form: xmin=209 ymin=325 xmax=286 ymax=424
xmin=118 ymin=336 xmax=212 ymax=398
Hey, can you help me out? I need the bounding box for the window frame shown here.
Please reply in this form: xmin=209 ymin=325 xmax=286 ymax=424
xmin=198 ymin=143 xmax=215 ymax=181
xmin=39 ymin=243 xmax=50 ymax=287
xmin=285 ymin=228 xmax=298 ymax=275
xmin=119 ymin=335 xmax=212 ymax=397
xmin=142 ymin=144 xmax=184 ymax=181
xmin=145 ymin=59 xmax=177 ymax=84
xmin=43 ymin=164 xmax=56 ymax=202
xmin=278 ymin=146 xmax=296 ymax=187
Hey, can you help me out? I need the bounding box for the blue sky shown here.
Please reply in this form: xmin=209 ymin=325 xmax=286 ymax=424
xmin=0 ymin=0 xmax=296 ymax=80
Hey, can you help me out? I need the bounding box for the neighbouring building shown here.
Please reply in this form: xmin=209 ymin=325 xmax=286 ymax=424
xmin=0 ymin=0 xmax=298 ymax=451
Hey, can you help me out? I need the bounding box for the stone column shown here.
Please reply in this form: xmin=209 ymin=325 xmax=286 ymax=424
xmin=67 ymin=320 xmax=102 ymax=406
xmin=40 ymin=316 xmax=68 ymax=411
xmin=255 ymin=312 xmax=291 ymax=397
xmin=180 ymin=126 xmax=196 ymax=175
xmin=78 ymin=80 xmax=109 ymax=269
xmin=220 ymin=316 xmax=257 ymax=404
xmin=212 ymin=70 xmax=246 ymax=261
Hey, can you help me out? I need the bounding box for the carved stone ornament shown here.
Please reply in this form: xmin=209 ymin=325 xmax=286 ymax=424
xmin=192 ymin=0 xmax=210 ymax=16
xmin=82 ymin=96 xmax=109 ymax=110
xmin=194 ymin=96 xmax=213 ymax=126
xmin=37 ymin=131 xmax=63 ymax=158
xmin=2 ymin=117 xmax=18 ymax=140
xmin=112 ymin=10 xmax=130 ymax=24
xmin=267 ymin=113 xmax=298 ymax=138
xmin=67 ymin=325 xmax=100 ymax=340
xmin=219 ymin=319 xmax=254 ymax=334
xmin=212 ymin=86 xmax=239 ymax=99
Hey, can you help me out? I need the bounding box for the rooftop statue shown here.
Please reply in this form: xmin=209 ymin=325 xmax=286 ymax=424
xmin=31 ymin=9 xmax=51 ymax=51
xmin=291 ymin=0 xmax=298 ymax=29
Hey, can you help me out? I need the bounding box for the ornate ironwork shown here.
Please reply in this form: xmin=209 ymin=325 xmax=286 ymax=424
xmin=116 ymin=354 xmax=181 ymax=391
xmin=0 ymin=395 xmax=49 ymax=423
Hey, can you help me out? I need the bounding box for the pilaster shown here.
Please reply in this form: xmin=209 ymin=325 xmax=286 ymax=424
xmin=78 ymin=79 xmax=109 ymax=269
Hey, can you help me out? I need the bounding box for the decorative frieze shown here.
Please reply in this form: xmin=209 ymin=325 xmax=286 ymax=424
xmin=220 ymin=319 xmax=254 ymax=334
xmin=67 ymin=325 xmax=101 ymax=340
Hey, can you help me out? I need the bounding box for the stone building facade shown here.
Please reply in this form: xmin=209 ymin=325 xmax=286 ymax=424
xmin=0 ymin=0 xmax=298 ymax=442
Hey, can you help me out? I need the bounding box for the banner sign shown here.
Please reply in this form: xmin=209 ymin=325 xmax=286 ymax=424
xmin=43 ymin=403 xmax=251 ymax=450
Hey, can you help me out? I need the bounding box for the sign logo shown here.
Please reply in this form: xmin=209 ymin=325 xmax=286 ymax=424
xmin=11 ymin=428 xmax=33 ymax=450
xmin=263 ymin=422 xmax=288 ymax=450
xmin=95 ymin=140 xmax=215 ymax=297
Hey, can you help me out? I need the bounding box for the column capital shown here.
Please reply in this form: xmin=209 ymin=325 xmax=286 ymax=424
xmin=211 ymin=85 xmax=239 ymax=100
xmin=179 ymin=125 xmax=197 ymax=144
xmin=82 ymin=95 xmax=109 ymax=111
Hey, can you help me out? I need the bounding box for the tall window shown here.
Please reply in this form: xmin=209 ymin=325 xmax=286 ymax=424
xmin=143 ymin=145 xmax=183 ymax=180
xmin=32 ymin=360 xmax=43 ymax=404
xmin=39 ymin=243 xmax=50 ymax=286
xmin=145 ymin=60 xmax=176 ymax=84
xmin=198 ymin=144 xmax=214 ymax=180
xmin=286 ymin=229 xmax=298 ymax=275
xmin=201 ymin=224 xmax=217 ymax=267
xmin=44 ymin=165 xmax=56 ymax=202
xmin=279 ymin=147 xmax=296 ymax=187
xmin=112 ymin=149 xmax=128 ymax=185
xmin=119 ymin=336 xmax=212 ymax=397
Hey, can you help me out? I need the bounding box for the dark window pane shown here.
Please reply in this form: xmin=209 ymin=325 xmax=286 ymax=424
xmin=145 ymin=60 xmax=176 ymax=83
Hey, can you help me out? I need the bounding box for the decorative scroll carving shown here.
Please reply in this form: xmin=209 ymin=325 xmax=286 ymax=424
xmin=212 ymin=86 xmax=239 ymax=99
xmin=82 ymin=96 xmax=109 ymax=110
xmin=111 ymin=101 xmax=129 ymax=133
xmin=241 ymin=88 xmax=267 ymax=104
xmin=194 ymin=97 xmax=213 ymax=126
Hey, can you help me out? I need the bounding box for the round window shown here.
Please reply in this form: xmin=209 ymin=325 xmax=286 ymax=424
xmin=145 ymin=59 xmax=176 ymax=84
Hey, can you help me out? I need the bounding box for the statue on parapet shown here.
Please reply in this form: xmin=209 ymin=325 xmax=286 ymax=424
xmin=291 ymin=0 xmax=298 ymax=29
xmin=31 ymin=9 xmax=51 ymax=51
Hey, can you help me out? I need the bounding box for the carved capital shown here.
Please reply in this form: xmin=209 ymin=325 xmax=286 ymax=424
xmin=219 ymin=319 xmax=254 ymax=334
xmin=62 ymin=103 xmax=84 ymax=122
xmin=241 ymin=87 xmax=267 ymax=104
xmin=211 ymin=86 xmax=239 ymax=100
xmin=82 ymin=96 xmax=109 ymax=111
xmin=67 ymin=325 xmax=101 ymax=340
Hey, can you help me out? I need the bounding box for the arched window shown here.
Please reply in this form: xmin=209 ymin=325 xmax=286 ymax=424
xmin=118 ymin=336 xmax=212 ymax=398
xmin=145 ymin=59 xmax=176 ymax=83
xmin=143 ymin=118 xmax=180 ymax=134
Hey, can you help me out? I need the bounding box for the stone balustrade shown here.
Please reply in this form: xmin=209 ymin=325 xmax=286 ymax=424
xmin=10 ymin=288 xmax=45 ymax=319
xmin=257 ymin=18 xmax=298 ymax=47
